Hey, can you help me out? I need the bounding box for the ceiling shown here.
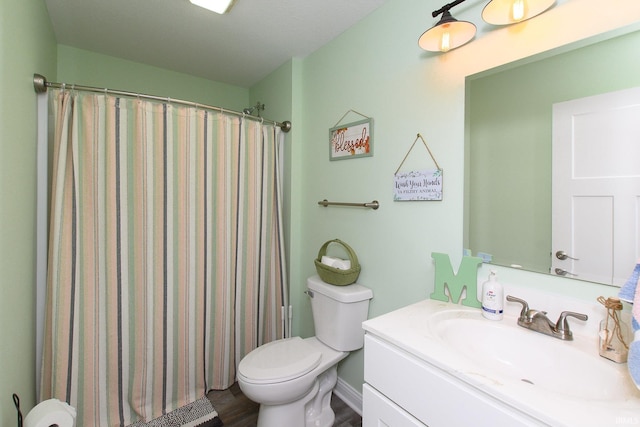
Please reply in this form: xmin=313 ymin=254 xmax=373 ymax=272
xmin=44 ymin=0 xmax=388 ymax=88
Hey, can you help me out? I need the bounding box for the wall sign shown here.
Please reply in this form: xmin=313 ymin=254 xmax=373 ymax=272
xmin=393 ymin=133 xmax=443 ymax=201
xmin=394 ymin=169 xmax=443 ymax=201
xmin=329 ymin=117 xmax=373 ymax=160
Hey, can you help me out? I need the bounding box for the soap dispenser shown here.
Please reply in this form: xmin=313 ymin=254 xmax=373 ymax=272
xmin=481 ymin=270 xmax=504 ymax=320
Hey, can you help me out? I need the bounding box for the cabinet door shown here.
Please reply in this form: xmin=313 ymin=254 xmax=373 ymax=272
xmin=364 ymin=334 xmax=542 ymax=427
xmin=363 ymin=384 xmax=426 ymax=427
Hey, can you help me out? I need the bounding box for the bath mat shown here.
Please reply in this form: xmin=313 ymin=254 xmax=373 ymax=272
xmin=127 ymin=397 xmax=223 ymax=427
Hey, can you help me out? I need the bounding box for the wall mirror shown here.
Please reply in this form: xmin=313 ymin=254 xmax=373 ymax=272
xmin=464 ymin=25 xmax=640 ymax=287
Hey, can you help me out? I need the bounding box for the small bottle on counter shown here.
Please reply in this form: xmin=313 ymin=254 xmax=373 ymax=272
xmin=481 ymin=270 xmax=504 ymax=320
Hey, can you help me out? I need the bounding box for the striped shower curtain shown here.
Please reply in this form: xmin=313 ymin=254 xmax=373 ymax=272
xmin=40 ymin=89 xmax=288 ymax=426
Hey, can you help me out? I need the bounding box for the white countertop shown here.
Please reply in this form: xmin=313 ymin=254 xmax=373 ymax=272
xmin=363 ymin=298 xmax=640 ymax=427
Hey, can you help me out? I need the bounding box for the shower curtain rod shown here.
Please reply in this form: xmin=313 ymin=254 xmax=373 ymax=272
xmin=33 ymin=73 xmax=292 ymax=133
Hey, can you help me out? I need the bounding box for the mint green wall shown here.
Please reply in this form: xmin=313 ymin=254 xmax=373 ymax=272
xmin=57 ymin=45 xmax=249 ymax=110
xmin=288 ymin=0 xmax=640 ymax=394
xmin=467 ymin=30 xmax=640 ymax=273
xmin=0 ymin=0 xmax=57 ymax=424
xmin=294 ymin=0 xmax=470 ymax=392
xmin=2 ymin=0 xmax=640 ymax=422
xmin=248 ymin=59 xmax=301 ymax=284
xmin=250 ymin=58 xmax=309 ymax=337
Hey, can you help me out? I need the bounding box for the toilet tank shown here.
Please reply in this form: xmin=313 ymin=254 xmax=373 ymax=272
xmin=307 ymin=275 xmax=373 ymax=351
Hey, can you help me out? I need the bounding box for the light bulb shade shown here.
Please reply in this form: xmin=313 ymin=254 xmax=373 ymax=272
xmin=418 ymin=12 xmax=477 ymax=52
xmin=482 ymin=0 xmax=555 ymax=25
xmin=190 ymin=0 xmax=236 ymax=14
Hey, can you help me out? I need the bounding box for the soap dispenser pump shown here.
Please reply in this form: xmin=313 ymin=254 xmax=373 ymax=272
xmin=481 ymin=270 xmax=504 ymax=320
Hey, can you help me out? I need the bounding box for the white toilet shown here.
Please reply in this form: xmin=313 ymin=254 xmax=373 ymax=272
xmin=237 ymin=275 xmax=373 ymax=427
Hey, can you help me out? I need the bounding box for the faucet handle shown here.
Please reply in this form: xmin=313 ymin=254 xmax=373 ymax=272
xmin=555 ymin=311 xmax=588 ymax=340
xmin=506 ymin=295 xmax=529 ymax=319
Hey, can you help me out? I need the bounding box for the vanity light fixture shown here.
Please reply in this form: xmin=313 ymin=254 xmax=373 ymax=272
xmin=482 ymin=0 xmax=555 ymax=25
xmin=419 ymin=0 xmax=556 ymax=52
xmin=418 ymin=0 xmax=476 ymax=52
xmin=189 ymin=0 xmax=236 ymax=14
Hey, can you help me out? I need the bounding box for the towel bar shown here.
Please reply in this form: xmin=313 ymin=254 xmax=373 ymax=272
xmin=318 ymin=199 xmax=379 ymax=210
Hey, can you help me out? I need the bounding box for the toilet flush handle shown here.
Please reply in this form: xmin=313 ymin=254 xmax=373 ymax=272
xmin=305 ymin=290 xmax=315 ymax=298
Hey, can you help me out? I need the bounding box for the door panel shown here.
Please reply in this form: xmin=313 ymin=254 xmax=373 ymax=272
xmin=552 ymin=87 xmax=640 ymax=285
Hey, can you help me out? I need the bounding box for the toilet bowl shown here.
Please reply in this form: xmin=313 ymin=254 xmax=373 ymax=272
xmin=237 ymin=276 xmax=373 ymax=427
xmin=238 ymin=336 xmax=347 ymax=426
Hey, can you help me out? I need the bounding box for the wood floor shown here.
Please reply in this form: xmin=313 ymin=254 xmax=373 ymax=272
xmin=207 ymin=383 xmax=362 ymax=427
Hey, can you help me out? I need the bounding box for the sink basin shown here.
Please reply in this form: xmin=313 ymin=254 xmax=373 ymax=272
xmin=427 ymin=308 xmax=632 ymax=401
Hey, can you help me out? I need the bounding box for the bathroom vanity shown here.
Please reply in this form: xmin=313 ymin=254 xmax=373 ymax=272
xmin=362 ymin=298 xmax=640 ymax=427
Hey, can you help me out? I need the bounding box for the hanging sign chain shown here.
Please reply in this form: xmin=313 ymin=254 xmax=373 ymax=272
xmin=395 ymin=133 xmax=441 ymax=175
xmin=333 ymin=109 xmax=371 ymax=127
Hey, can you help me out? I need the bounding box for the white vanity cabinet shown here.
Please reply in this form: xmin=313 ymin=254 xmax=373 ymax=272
xmin=363 ymin=385 xmax=424 ymax=427
xmin=362 ymin=333 xmax=540 ymax=427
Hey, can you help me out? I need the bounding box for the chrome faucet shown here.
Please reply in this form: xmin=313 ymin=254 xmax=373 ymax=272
xmin=506 ymin=295 xmax=588 ymax=341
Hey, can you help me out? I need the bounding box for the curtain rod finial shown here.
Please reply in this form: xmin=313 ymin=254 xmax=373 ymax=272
xmin=280 ymin=121 xmax=292 ymax=133
xmin=33 ymin=74 xmax=47 ymax=93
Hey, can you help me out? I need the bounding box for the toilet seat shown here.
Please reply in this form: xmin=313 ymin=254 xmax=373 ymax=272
xmin=239 ymin=337 xmax=322 ymax=384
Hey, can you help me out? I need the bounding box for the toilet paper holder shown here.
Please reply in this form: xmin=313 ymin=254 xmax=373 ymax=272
xmin=13 ymin=393 xmax=23 ymax=427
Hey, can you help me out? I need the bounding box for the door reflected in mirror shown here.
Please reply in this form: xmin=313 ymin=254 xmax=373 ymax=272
xmin=551 ymin=88 xmax=640 ymax=285
xmin=464 ymin=27 xmax=640 ymax=287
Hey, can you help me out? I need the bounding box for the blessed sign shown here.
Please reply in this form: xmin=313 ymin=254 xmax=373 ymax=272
xmin=329 ymin=118 xmax=373 ymax=160
xmin=394 ymin=169 xmax=443 ymax=201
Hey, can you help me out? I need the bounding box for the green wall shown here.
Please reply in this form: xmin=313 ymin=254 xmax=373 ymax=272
xmin=289 ymin=0 xmax=640 ymax=394
xmin=2 ymin=0 xmax=640 ymax=423
xmin=0 ymin=0 xmax=57 ymax=424
xmin=466 ymin=30 xmax=640 ymax=273
xmin=57 ymin=45 xmax=249 ymax=110
xmin=247 ymin=58 xmax=302 ymax=287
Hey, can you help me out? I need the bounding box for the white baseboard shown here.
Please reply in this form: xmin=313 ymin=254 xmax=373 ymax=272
xmin=333 ymin=377 xmax=363 ymax=416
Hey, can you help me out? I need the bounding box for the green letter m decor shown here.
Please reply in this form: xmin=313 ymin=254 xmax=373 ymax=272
xmin=430 ymin=253 xmax=483 ymax=308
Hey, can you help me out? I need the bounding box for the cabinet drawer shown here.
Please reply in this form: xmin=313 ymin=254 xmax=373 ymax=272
xmin=363 ymin=384 xmax=426 ymax=427
xmin=364 ymin=334 xmax=541 ymax=427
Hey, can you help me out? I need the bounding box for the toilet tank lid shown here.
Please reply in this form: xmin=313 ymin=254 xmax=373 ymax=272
xmin=307 ymin=275 xmax=373 ymax=303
